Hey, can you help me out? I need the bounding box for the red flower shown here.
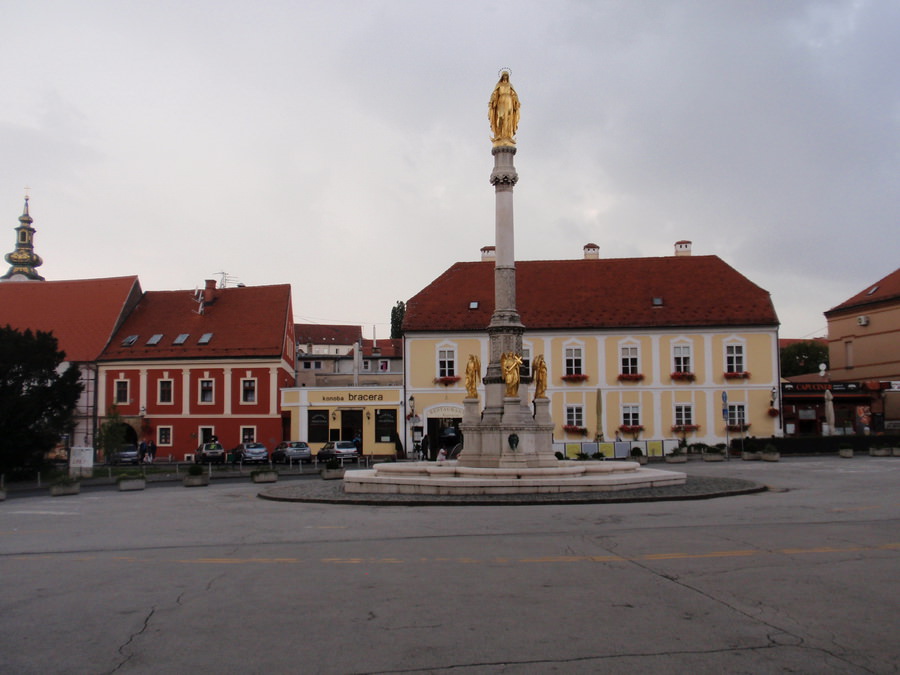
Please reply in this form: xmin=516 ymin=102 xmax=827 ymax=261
xmin=561 ymin=374 xmax=589 ymax=382
xmin=617 ymin=373 xmax=644 ymax=382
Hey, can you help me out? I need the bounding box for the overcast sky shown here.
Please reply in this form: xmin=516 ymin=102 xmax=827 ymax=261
xmin=2 ymin=1 xmax=897 ymax=339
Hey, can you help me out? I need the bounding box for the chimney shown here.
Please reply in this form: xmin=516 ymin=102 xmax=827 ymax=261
xmin=481 ymin=245 xmax=496 ymax=261
xmin=583 ymin=243 xmax=600 ymax=260
xmin=674 ymin=240 xmax=692 ymax=257
xmin=203 ymin=279 xmax=217 ymax=304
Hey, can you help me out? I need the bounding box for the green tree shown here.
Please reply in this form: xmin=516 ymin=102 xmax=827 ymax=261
xmin=390 ymin=300 xmax=406 ymax=339
xmin=0 ymin=325 xmax=83 ymax=473
xmin=95 ymin=404 xmax=128 ymax=463
xmin=780 ymin=340 xmax=829 ymax=377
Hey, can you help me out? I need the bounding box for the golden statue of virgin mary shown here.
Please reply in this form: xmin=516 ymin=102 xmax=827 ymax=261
xmin=488 ymin=70 xmax=520 ymax=147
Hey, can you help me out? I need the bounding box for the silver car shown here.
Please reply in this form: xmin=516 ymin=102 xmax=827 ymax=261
xmin=231 ymin=442 xmax=269 ymax=464
xmin=272 ymin=441 xmax=312 ymax=464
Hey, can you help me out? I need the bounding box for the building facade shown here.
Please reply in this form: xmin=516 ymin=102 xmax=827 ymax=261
xmin=403 ymin=244 xmax=781 ymax=456
xmin=823 ymin=267 xmax=900 ymax=432
xmin=97 ymin=280 xmax=295 ymax=460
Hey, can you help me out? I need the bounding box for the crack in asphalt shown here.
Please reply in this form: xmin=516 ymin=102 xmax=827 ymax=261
xmin=106 ymin=606 xmax=155 ymax=674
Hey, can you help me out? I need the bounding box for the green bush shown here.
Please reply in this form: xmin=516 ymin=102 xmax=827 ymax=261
xmin=187 ymin=464 xmax=204 ymax=476
xmin=554 ymin=451 xmax=565 ymax=460
xmin=325 ymin=458 xmax=342 ymax=470
xmin=630 ymin=447 xmax=644 ymax=457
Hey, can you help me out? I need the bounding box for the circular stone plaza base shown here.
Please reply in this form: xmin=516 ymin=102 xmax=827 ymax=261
xmin=341 ymin=460 xmax=685 ymax=496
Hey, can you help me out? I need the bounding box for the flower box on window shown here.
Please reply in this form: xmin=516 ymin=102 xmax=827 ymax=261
xmin=670 ymin=371 xmax=696 ymax=382
xmin=561 ymin=374 xmax=589 ymax=382
xmin=723 ymin=371 xmax=751 ymax=380
xmin=618 ymin=424 xmax=644 ymax=434
xmin=617 ymin=373 xmax=644 ymax=382
xmin=433 ymin=376 xmax=460 ymax=386
xmin=671 ymin=424 xmax=700 ymax=433
xmin=727 ymin=423 xmax=751 ymax=432
xmin=562 ymin=425 xmax=588 ymax=436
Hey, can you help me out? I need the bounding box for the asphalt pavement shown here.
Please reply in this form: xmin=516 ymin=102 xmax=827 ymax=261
xmin=1 ymin=455 xmax=898 ymax=674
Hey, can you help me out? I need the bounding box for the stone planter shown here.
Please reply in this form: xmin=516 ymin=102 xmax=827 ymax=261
xmin=632 ymin=455 xmax=648 ymax=465
xmin=251 ymin=471 xmax=278 ymax=484
xmin=320 ymin=468 xmax=346 ymax=480
xmin=182 ymin=475 xmax=210 ymax=487
xmin=0 ymin=488 xmax=6 ymax=502
xmin=869 ymin=447 xmax=890 ymax=457
xmin=839 ymin=448 xmax=854 ymax=458
xmin=117 ymin=478 xmax=146 ymax=491
xmin=893 ymin=448 xmax=900 ymax=457
xmin=665 ymin=455 xmax=687 ymax=463
xmin=742 ymin=451 xmax=761 ymax=461
xmin=703 ymin=453 xmax=725 ymax=462
xmin=761 ymin=451 xmax=780 ymax=462
xmin=50 ymin=483 xmax=81 ymax=497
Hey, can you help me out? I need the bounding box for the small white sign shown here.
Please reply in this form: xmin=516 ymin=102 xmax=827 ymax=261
xmin=69 ymin=446 xmax=95 ymax=469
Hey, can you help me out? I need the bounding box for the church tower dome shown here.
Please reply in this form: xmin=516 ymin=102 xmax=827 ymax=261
xmin=1 ymin=196 xmax=45 ymax=281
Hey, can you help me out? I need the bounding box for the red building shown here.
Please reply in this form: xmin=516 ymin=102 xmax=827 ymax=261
xmin=97 ymin=280 xmax=295 ymax=460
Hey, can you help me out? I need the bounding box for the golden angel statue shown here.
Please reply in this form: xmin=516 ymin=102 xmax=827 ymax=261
xmin=501 ymin=351 xmax=523 ymax=397
xmin=488 ymin=70 xmax=520 ymax=147
xmin=465 ymin=354 xmax=481 ymax=398
xmin=533 ymin=354 xmax=548 ymax=399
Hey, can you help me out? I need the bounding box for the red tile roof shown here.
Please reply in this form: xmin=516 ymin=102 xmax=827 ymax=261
xmin=825 ymin=267 xmax=900 ymax=316
xmin=100 ymin=284 xmax=292 ymax=360
xmin=295 ymin=324 xmax=362 ymax=346
xmin=403 ymin=256 xmax=778 ymax=332
xmin=361 ymin=338 xmax=403 ymax=358
xmin=0 ymin=276 xmax=142 ymax=361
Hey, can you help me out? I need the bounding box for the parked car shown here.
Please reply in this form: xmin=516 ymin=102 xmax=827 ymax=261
xmin=231 ymin=442 xmax=269 ymax=464
xmin=194 ymin=442 xmax=226 ymax=464
xmin=317 ymin=440 xmax=359 ymax=463
xmin=108 ymin=445 xmax=139 ymax=465
xmin=271 ymin=441 xmax=312 ymax=464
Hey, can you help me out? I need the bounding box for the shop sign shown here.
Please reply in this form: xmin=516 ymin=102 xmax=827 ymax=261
xmin=782 ymin=382 xmax=860 ymax=394
xmin=428 ymin=405 xmax=463 ymax=418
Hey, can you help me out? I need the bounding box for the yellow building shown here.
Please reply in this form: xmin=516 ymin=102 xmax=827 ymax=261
xmin=280 ymin=386 xmax=404 ymax=458
xmin=403 ymin=242 xmax=781 ymax=457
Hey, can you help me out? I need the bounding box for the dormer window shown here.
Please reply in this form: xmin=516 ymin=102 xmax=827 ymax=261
xmin=174 ymin=333 xmax=189 ymax=345
xmin=198 ymin=333 xmax=213 ymax=345
xmin=146 ymin=334 xmax=163 ymax=346
xmin=121 ymin=335 xmax=138 ymax=347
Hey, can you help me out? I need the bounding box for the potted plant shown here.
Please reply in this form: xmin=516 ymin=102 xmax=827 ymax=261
xmin=183 ymin=463 xmax=209 ymax=487
xmin=630 ymin=447 xmax=647 ymax=465
xmin=50 ymin=475 xmax=81 ymax=497
xmin=251 ymin=468 xmax=278 ymax=483
xmin=741 ymin=440 xmax=761 ymax=461
xmin=320 ymin=458 xmax=345 ymax=480
xmin=561 ymin=373 xmax=589 ymax=382
xmin=117 ymin=471 xmax=146 ymax=491
xmin=761 ymin=443 xmax=780 ymax=462
xmin=703 ymin=445 xmax=725 ymax=462
xmin=665 ymin=446 xmax=687 ymax=463
xmin=838 ymin=443 xmax=854 ymax=459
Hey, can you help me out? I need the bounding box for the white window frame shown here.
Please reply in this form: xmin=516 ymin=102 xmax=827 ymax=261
xmin=520 ymin=346 xmax=532 ymax=378
xmin=437 ymin=343 xmax=457 ymax=378
xmin=158 ymin=378 xmax=174 ymax=405
xmin=378 ymin=359 xmax=390 ymax=372
xmin=564 ymin=345 xmax=583 ymax=376
xmin=673 ymin=343 xmax=692 ymax=374
xmin=725 ymin=342 xmax=745 ymax=374
xmin=620 ymin=342 xmax=640 ymax=376
xmin=157 ymin=426 xmax=173 ymax=447
xmin=240 ymin=377 xmax=257 ymax=404
xmin=622 ymin=405 xmax=641 ymax=427
xmin=674 ymin=404 xmax=694 ymax=426
xmin=565 ymin=405 xmax=584 ymax=428
xmin=199 ymin=426 xmax=215 ymax=443
xmin=727 ymin=403 xmax=746 ymax=426
xmin=199 ymin=378 xmax=215 ymax=404
xmin=240 ymin=426 xmax=256 ymax=443
xmin=114 ymin=379 xmax=129 ymax=405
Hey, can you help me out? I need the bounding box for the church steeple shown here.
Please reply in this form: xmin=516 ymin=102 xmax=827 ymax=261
xmin=1 ymin=196 xmax=45 ymax=281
